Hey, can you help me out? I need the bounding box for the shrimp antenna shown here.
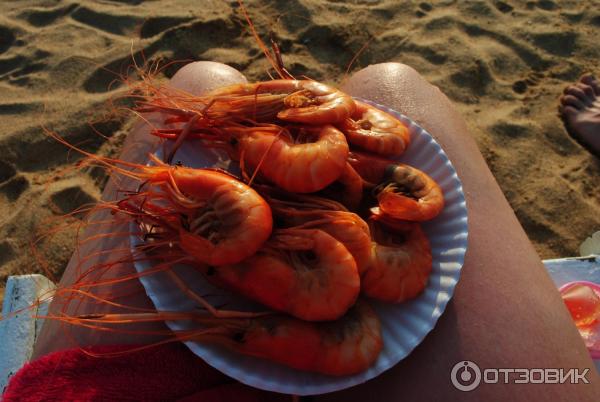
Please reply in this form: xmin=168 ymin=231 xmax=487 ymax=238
xmin=270 ymin=36 xmax=295 ymax=80
xmin=236 ymin=0 xmax=291 ymax=80
xmin=344 ymin=36 xmax=374 ymax=79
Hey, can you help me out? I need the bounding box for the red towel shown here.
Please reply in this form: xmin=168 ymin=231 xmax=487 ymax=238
xmin=3 ymin=343 xmax=290 ymax=401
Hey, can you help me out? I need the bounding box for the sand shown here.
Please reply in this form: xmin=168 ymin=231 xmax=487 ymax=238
xmin=0 ymin=0 xmax=599 ymax=301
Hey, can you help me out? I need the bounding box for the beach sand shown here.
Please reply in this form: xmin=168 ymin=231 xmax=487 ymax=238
xmin=0 ymin=0 xmax=599 ymax=301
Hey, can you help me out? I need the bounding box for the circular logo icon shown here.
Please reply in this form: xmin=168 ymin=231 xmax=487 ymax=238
xmin=451 ymin=360 xmax=481 ymax=392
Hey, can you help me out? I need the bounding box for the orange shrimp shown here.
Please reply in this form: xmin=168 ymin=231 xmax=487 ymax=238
xmin=362 ymin=215 xmax=432 ymax=303
xmin=155 ymin=123 xmax=349 ymax=193
xmin=195 ymin=300 xmax=382 ymax=375
xmin=292 ymin=215 xmax=371 ymax=276
xmin=211 ymin=79 xmax=357 ymax=124
xmin=139 ymin=79 xmax=356 ymax=126
xmin=319 ymin=162 xmax=364 ymax=211
xmin=56 ymin=300 xmax=383 ymax=376
xmin=338 ymin=100 xmax=410 ymax=157
xmin=234 ymin=124 xmax=349 ymax=193
xmin=47 ymin=131 xmax=272 ymax=266
xmin=349 ymin=151 xmax=444 ymax=221
xmin=265 ymin=194 xmax=372 ymax=275
xmin=198 ymin=228 xmax=360 ymax=321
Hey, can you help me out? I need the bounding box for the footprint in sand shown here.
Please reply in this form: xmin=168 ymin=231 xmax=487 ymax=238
xmin=83 ymin=17 xmax=242 ymax=92
xmin=531 ymin=31 xmax=578 ymax=57
xmin=416 ymin=2 xmax=432 ymax=18
xmin=494 ymin=1 xmax=514 ymax=13
xmin=512 ymin=71 xmax=544 ymax=94
xmin=83 ymin=51 xmax=148 ymax=93
xmin=0 ymin=175 xmax=29 ymax=202
xmin=17 ymin=4 xmax=77 ymax=27
xmin=0 ymin=49 xmax=50 ymax=87
xmin=49 ymin=185 xmax=98 ymax=218
xmin=0 ymin=160 xmax=16 ymax=184
xmin=139 ymin=16 xmax=193 ymax=39
xmin=71 ymin=6 xmax=140 ymax=36
xmin=0 ymin=240 xmax=16 ymax=266
xmin=0 ymin=25 xmax=15 ymax=54
xmin=102 ymin=0 xmax=144 ymax=5
xmin=529 ymin=0 xmax=558 ymax=11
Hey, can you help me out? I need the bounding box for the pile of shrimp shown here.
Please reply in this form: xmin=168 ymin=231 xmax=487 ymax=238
xmin=40 ymin=6 xmax=444 ymax=378
xmin=45 ymin=73 xmax=444 ymax=377
xmin=133 ymin=75 xmax=444 ymax=305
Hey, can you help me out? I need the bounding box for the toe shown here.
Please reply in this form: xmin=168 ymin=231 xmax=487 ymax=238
xmin=560 ymin=105 xmax=579 ymax=121
xmin=575 ymin=83 xmax=596 ymax=104
xmin=581 ymin=73 xmax=600 ymax=96
xmin=563 ymin=86 xmax=590 ymax=105
xmin=559 ymin=94 xmax=585 ymax=110
xmin=579 ymin=73 xmax=594 ymax=84
xmin=559 ymin=105 xmax=582 ymax=140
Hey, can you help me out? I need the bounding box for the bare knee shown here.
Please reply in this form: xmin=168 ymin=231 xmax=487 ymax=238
xmin=342 ymin=63 xmax=457 ymax=132
xmin=169 ymin=61 xmax=247 ymax=96
xmin=342 ymin=63 xmax=430 ymax=97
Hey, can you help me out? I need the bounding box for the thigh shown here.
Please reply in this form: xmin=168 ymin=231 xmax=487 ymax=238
xmin=316 ymin=63 xmax=599 ymax=401
xmin=33 ymin=62 xmax=247 ymax=359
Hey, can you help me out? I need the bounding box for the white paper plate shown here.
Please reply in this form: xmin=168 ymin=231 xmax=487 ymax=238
xmin=131 ymin=100 xmax=468 ymax=395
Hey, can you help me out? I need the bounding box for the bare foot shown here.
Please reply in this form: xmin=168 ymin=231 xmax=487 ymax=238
xmin=558 ymin=73 xmax=600 ymax=157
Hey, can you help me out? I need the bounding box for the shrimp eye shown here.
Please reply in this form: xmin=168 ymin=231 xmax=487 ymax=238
xmin=382 ymin=165 xmax=397 ymax=180
xmin=229 ymin=137 xmax=239 ymax=147
xmin=233 ymin=332 xmax=245 ymax=343
xmin=300 ymin=250 xmax=318 ymax=264
xmin=359 ymin=119 xmax=372 ymax=130
xmin=206 ymin=266 xmax=216 ymax=276
xmin=305 ymin=250 xmax=317 ymax=260
xmin=273 ymin=215 xmax=286 ymax=228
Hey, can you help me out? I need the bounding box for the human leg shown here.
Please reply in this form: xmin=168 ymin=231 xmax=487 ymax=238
xmin=314 ymin=63 xmax=599 ymax=401
xmin=32 ymin=62 xmax=247 ymax=359
xmin=32 ymin=61 xmax=599 ymax=400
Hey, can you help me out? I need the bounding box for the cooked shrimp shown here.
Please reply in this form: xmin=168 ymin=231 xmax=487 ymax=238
xmin=57 ymin=300 xmax=383 ymax=376
xmin=155 ymin=123 xmax=349 ymax=193
xmin=314 ymin=217 xmax=371 ymax=276
xmin=266 ymin=195 xmax=371 ymax=275
xmin=139 ymin=79 xmax=356 ymax=126
xmin=199 ymin=228 xmax=360 ymax=321
xmin=238 ymin=124 xmax=349 ymax=193
xmin=338 ymin=100 xmax=410 ymax=157
xmin=214 ymin=79 xmax=357 ymax=124
xmin=362 ymin=215 xmax=432 ymax=303
xmin=349 ymin=151 xmax=444 ymax=221
xmin=115 ymin=165 xmax=273 ymax=266
xmin=196 ymin=300 xmax=382 ymax=375
xmin=159 ymin=168 xmax=272 ymax=266
xmin=47 ymin=131 xmax=273 ymax=266
xmin=320 ymin=162 xmax=364 ymax=211
xmin=255 ymin=183 xmax=352 ymax=212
